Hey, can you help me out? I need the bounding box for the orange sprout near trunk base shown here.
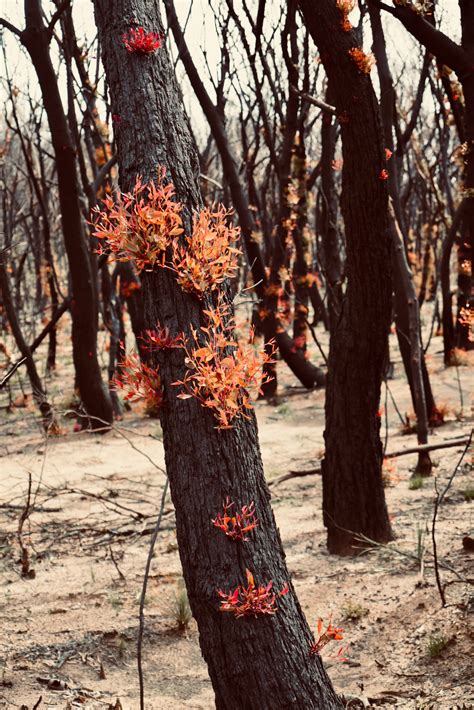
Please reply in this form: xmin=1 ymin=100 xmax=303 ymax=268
xmin=310 ymin=617 xmax=347 ymax=660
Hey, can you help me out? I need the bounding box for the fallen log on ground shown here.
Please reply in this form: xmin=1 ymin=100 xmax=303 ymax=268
xmin=269 ymin=435 xmax=471 ymax=488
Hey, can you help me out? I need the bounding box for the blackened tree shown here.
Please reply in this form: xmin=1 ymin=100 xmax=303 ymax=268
xmin=93 ymin=0 xmax=343 ymax=707
xmin=298 ymin=0 xmax=393 ymax=554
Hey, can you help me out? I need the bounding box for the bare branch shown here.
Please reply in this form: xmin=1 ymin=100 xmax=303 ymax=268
xmin=0 ymin=17 xmax=23 ymax=39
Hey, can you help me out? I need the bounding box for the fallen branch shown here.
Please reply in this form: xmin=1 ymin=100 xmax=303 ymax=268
xmin=268 ymin=467 xmax=321 ymax=487
xmin=384 ymin=435 xmax=471 ymax=459
xmin=269 ymin=434 xmax=471 ymax=488
xmin=0 ymin=503 xmax=62 ymax=513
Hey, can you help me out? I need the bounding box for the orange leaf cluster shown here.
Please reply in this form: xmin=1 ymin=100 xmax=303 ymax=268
xmin=458 ymin=306 xmax=473 ymax=338
xmin=212 ymin=497 xmax=258 ymax=541
xmin=173 ymin=300 xmax=275 ymax=429
xmin=218 ymin=569 xmax=289 ymax=618
xmin=111 ymin=353 xmax=163 ymax=410
xmin=92 ymin=172 xmax=183 ymax=271
xmin=172 ymin=207 xmax=241 ymax=298
xmin=141 ymin=325 xmax=183 ymax=352
xmin=310 ymin=618 xmax=347 ymax=659
xmin=93 ymin=174 xmax=242 ymax=297
xmin=382 ymin=457 xmax=400 ymax=487
xmin=348 ymin=47 xmax=376 ymax=74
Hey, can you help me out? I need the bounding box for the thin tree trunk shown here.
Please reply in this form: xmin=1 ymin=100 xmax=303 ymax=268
xmin=369 ymin=6 xmax=436 ymax=428
xmin=319 ymin=84 xmax=343 ymax=333
xmin=389 ymin=207 xmax=431 ymax=474
xmin=441 ymin=201 xmax=465 ymax=363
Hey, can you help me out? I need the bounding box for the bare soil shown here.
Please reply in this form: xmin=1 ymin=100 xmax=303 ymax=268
xmin=0 ymin=327 xmax=473 ymax=710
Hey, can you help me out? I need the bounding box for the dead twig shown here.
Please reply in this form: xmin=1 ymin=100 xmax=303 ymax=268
xmin=64 ymin=410 xmax=166 ymax=476
xmin=432 ymin=431 xmax=472 ymax=607
xmin=109 ymin=545 xmax=126 ymax=581
xmin=138 ymin=478 xmax=169 ymax=710
xmin=17 ymin=472 xmax=34 ymax=578
xmin=304 ymin=318 xmax=328 ymax=367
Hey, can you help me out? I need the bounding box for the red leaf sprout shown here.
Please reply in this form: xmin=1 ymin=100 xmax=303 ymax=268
xmin=122 ymin=26 xmax=162 ymax=55
xmin=211 ymin=497 xmax=258 ymax=541
xmin=310 ymin=617 xmax=348 ymax=661
xmin=218 ymin=569 xmax=289 ymax=618
xmin=141 ymin=325 xmax=183 ymax=352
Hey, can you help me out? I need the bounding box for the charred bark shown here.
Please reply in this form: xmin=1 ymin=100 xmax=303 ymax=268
xmin=93 ymin=0 xmax=342 ymax=707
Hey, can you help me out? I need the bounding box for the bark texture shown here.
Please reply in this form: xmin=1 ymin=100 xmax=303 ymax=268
xmin=93 ymin=1 xmax=342 ymax=707
xmin=299 ymin=0 xmax=393 ymax=554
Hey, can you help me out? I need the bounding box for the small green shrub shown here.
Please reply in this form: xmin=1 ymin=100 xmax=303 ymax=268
xmin=341 ymin=601 xmax=369 ymax=621
xmin=172 ymin=581 xmax=192 ymax=632
xmin=427 ymin=633 xmax=450 ymax=658
xmin=409 ymin=475 xmax=424 ymax=490
xmin=108 ymin=593 xmax=123 ymax=612
xmin=462 ymin=485 xmax=474 ymax=502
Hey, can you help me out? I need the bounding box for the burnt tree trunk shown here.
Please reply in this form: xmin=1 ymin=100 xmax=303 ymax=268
xmin=93 ymin=1 xmax=342 ymax=707
xmin=18 ymin=0 xmax=113 ymax=428
xmin=389 ymin=208 xmax=431 ymax=475
xmin=441 ymin=202 xmax=465 ymax=364
xmin=299 ymin=0 xmax=393 ymax=555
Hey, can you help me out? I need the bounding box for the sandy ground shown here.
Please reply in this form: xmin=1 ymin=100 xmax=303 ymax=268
xmin=0 ymin=324 xmax=473 ymax=710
